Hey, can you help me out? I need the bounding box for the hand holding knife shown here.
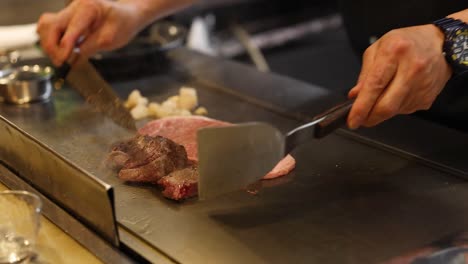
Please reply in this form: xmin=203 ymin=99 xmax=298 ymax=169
xmin=53 ymin=41 xmax=82 ymax=89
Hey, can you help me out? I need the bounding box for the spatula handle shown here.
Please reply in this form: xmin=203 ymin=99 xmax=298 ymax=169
xmin=314 ymin=99 xmax=354 ymax=138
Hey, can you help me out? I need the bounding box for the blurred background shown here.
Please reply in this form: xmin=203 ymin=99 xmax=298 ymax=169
xmin=176 ymin=0 xmax=361 ymax=96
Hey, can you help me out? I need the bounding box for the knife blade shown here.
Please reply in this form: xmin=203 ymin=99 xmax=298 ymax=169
xmin=54 ymin=50 xmax=136 ymax=131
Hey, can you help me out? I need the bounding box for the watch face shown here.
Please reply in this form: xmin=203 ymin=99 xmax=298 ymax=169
xmin=450 ymin=29 xmax=468 ymax=67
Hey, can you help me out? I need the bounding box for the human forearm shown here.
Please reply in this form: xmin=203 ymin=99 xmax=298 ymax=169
xmin=120 ymin=0 xmax=196 ymax=31
xmin=448 ymin=8 xmax=468 ymax=22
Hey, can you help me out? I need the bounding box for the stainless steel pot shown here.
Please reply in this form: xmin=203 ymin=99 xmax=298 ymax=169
xmin=0 ymin=65 xmax=53 ymax=104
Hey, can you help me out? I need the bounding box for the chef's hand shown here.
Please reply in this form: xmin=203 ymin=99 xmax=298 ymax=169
xmin=37 ymin=0 xmax=144 ymax=66
xmin=346 ymin=24 xmax=452 ymax=129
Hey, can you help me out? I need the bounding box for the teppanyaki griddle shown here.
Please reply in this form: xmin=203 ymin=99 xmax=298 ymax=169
xmin=0 ymin=48 xmax=468 ymax=264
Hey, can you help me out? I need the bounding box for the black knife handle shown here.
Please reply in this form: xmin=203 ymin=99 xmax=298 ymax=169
xmin=54 ymin=62 xmax=71 ymax=80
xmin=52 ymin=48 xmax=80 ymax=87
xmin=52 ymin=62 xmax=71 ymax=89
xmin=314 ymin=99 xmax=354 ymax=138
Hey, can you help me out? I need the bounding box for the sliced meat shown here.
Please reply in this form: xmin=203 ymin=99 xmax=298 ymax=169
xmin=158 ymin=167 xmax=199 ymax=201
xmin=119 ymin=156 xmax=184 ymax=183
xmin=139 ymin=116 xmax=296 ymax=179
xmin=110 ymin=117 xmax=296 ymax=201
xmin=139 ymin=116 xmax=230 ymax=161
xmin=107 ymin=150 xmax=130 ymax=170
xmin=109 ymin=135 xmax=188 ymax=183
xmin=263 ymin=154 xmax=296 ymax=179
xmin=112 ymin=135 xmax=180 ymax=169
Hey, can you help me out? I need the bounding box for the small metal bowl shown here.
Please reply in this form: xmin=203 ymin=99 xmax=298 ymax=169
xmin=0 ymin=65 xmax=53 ymax=104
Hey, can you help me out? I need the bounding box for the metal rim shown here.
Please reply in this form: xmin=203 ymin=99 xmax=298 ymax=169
xmin=11 ymin=65 xmax=53 ymax=82
xmin=0 ymin=190 xmax=43 ymax=213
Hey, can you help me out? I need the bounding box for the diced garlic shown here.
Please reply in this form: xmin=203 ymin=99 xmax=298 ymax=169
xmin=194 ymin=106 xmax=208 ymax=116
xmin=159 ymin=104 xmax=178 ymax=118
xmin=136 ymin=97 xmax=148 ymax=106
xmin=126 ymin=87 xmax=206 ymax=120
xmin=130 ymin=104 xmax=149 ymax=120
xmin=179 ymin=87 xmax=198 ymax=110
xmin=161 ymin=98 xmax=178 ymax=110
xmin=125 ymin=89 xmax=148 ymax=109
xmin=176 ymin=109 xmax=192 ymax=116
xmin=167 ymin=95 xmax=180 ymax=104
xmin=179 ymin=87 xmax=197 ymax=97
xmin=147 ymin=102 xmax=161 ymax=118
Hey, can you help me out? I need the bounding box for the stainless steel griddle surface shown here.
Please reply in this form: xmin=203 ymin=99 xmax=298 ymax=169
xmin=1 ymin=49 xmax=468 ymax=264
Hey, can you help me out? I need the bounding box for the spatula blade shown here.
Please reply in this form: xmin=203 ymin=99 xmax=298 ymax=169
xmin=197 ymin=122 xmax=285 ymax=200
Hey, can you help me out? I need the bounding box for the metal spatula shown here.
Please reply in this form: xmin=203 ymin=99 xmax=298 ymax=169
xmin=197 ymin=99 xmax=354 ymax=200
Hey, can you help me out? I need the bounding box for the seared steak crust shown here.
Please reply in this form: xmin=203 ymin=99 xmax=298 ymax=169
xmin=158 ymin=167 xmax=199 ymax=201
xmin=109 ymin=135 xmax=188 ymax=183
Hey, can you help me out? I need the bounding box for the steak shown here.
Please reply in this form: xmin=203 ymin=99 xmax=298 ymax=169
xmin=110 ymin=116 xmax=296 ymax=201
xmin=139 ymin=116 xmax=296 ymax=179
xmin=109 ymin=135 xmax=188 ymax=183
xmin=139 ymin=116 xmax=230 ymax=161
xmin=158 ymin=167 xmax=199 ymax=200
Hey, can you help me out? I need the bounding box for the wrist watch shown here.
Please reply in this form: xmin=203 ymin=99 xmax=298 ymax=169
xmin=433 ymin=17 xmax=468 ymax=76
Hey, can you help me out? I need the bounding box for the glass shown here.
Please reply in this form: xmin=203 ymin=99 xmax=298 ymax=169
xmin=0 ymin=191 xmax=42 ymax=263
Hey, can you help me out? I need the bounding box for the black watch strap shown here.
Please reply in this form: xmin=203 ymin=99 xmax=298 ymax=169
xmin=433 ymin=17 xmax=468 ymax=76
xmin=433 ymin=17 xmax=467 ymax=32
